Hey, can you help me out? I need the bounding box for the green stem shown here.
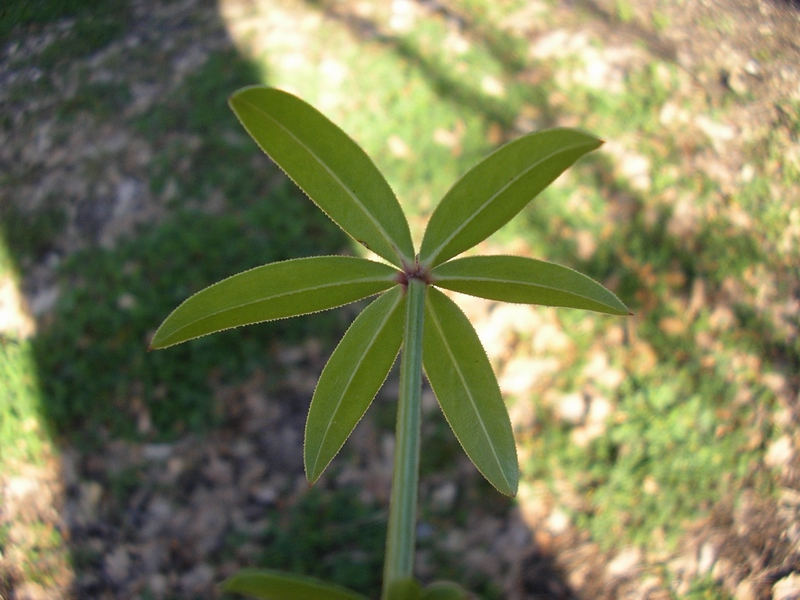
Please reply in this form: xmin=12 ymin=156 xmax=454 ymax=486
xmin=382 ymin=278 xmax=426 ymax=599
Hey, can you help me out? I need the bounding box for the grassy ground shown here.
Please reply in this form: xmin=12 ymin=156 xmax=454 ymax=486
xmin=220 ymin=0 xmax=800 ymax=559
xmin=1 ymin=0 xmax=798 ymax=597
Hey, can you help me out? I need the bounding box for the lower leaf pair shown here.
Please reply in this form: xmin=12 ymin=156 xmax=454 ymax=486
xmin=223 ymin=569 xmax=468 ymax=600
xmin=305 ymin=278 xmax=519 ymax=495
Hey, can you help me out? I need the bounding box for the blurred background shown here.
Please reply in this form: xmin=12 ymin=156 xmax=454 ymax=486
xmin=1 ymin=0 xmax=799 ymax=598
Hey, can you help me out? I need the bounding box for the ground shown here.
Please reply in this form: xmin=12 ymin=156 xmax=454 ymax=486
xmin=1 ymin=0 xmax=799 ymax=598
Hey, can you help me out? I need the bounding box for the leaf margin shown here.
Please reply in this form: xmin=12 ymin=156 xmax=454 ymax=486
xmin=221 ymin=568 xmax=368 ymax=600
xmin=431 ymin=254 xmax=630 ymax=315
xmin=304 ymin=285 xmax=405 ymax=484
xmin=229 ymin=86 xmax=415 ymax=268
xmin=419 ymin=128 xmax=603 ymax=268
xmin=150 ymin=255 xmax=399 ymax=349
xmin=422 ymin=287 xmax=519 ymax=497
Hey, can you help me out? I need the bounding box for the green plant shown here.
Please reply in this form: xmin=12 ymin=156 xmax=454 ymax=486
xmin=150 ymin=86 xmax=629 ymax=599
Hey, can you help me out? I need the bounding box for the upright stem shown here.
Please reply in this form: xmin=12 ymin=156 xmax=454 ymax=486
xmin=382 ymin=278 xmax=426 ymax=599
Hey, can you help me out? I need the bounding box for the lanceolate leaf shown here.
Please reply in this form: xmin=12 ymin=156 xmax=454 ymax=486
xmin=422 ymin=288 xmax=518 ymax=496
xmin=150 ymin=256 xmax=398 ymax=349
xmin=419 ymin=128 xmax=602 ymax=268
xmin=305 ymin=286 xmax=405 ymax=483
xmin=222 ymin=569 xmax=368 ymax=600
xmin=229 ymin=86 xmax=415 ymax=268
xmin=432 ymin=255 xmax=630 ymax=315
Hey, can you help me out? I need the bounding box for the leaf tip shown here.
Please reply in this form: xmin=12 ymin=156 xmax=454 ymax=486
xmin=304 ymin=457 xmax=322 ymax=487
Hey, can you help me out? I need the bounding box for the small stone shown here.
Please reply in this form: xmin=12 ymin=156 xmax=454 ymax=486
xmin=10 ymin=582 xmax=50 ymax=600
xmin=179 ymin=563 xmax=214 ymax=594
xmin=735 ymin=579 xmax=757 ymax=600
xmin=78 ymin=480 xmax=104 ymax=521
xmin=765 ymin=435 xmax=794 ymax=468
xmin=275 ymin=344 xmax=305 ymax=365
xmin=421 ymin=389 xmax=438 ymax=414
xmin=726 ymin=67 xmax=749 ymax=95
xmin=139 ymin=540 xmax=167 ymax=575
xmin=443 ymin=529 xmax=466 ymax=552
xmin=431 ymin=481 xmax=458 ymax=512
xmin=607 ymin=547 xmax=642 ymax=578
xmin=148 ymin=573 xmax=168 ymax=598
xmin=773 ymin=573 xmax=800 ymax=600
xmin=697 ymin=541 xmax=716 ymax=574
xmin=202 ymin=452 xmax=234 ymax=486
xmin=142 ymin=443 xmax=173 ymax=461
xmin=587 ymin=395 xmax=612 ymax=423
xmin=712 ymin=557 xmax=734 ymax=582
xmin=6 ymin=475 xmax=39 ymax=503
xmin=499 ymin=357 xmax=559 ymax=397
xmin=555 ymin=392 xmax=586 ymax=424
xmin=546 ymin=509 xmax=570 ymax=534
xmin=104 ymin=546 xmax=131 ymax=585
xmin=744 ymin=59 xmax=760 ymax=76
xmin=251 ymin=484 xmax=278 ymax=505
xmin=387 ymin=135 xmax=410 ymax=158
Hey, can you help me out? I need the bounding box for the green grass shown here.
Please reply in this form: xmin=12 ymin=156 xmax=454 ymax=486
xmin=0 ymin=241 xmax=70 ymax=588
xmin=254 ymin=486 xmax=387 ymax=596
xmin=0 ymin=241 xmax=48 ymax=472
xmin=1 ymin=0 xmax=131 ymax=56
xmin=0 ymin=335 xmax=46 ymax=467
xmin=12 ymin=42 xmax=349 ymax=445
xmin=239 ymin=0 xmax=796 ymax=566
xmin=0 ymin=201 xmax=67 ymax=263
xmin=34 ymin=186 xmax=346 ymax=444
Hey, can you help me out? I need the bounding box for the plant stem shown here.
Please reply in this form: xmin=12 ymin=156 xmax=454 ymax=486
xmin=382 ymin=277 xmax=426 ymax=599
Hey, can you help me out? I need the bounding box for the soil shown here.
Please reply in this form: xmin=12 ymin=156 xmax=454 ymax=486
xmin=1 ymin=0 xmax=799 ymax=598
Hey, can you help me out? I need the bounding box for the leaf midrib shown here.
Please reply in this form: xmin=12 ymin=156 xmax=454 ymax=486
xmin=427 ymin=297 xmax=512 ymax=491
xmin=425 ymin=140 xmax=596 ymax=265
xmin=308 ymin=289 xmax=402 ymax=476
xmin=434 ymin=274 xmax=610 ymax=306
xmin=165 ymin=275 xmax=392 ymax=339
xmin=240 ymin=96 xmax=408 ymax=265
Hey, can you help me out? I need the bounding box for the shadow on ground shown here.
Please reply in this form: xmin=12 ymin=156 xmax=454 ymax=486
xmin=0 ymin=0 xmax=583 ymax=597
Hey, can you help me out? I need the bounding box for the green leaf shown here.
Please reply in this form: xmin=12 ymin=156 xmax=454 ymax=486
xmin=229 ymin=86 xmax=415 ymax=268
xmin=305 ymin=285 xmax=405 ymax=483
xmin=419 ymin=128 xmax=603 ymax=267
xmin=432 ymin=255 xmax=630 ymax=315
xmin=422 ymin=287 xmax=518 ymax=496
xmin=221 ymin=568 xmax=368 ymax=600
xmin=150 ymin=256 xmax=398 ymax=349
xmin=421 ymin=581 xmax=469 ymax=600
xmin=386 ymin=578 xmax=422 ymax=600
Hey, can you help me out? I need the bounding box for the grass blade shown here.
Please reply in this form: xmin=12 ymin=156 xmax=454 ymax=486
xmin=432 ymin=255 xmax=630 ymax=315
xmin=305 ymin=286 xmax=405 ymax=483
xmin=422 ymin=287 xmax=518 ymax=496
xmin=229 ymin=86 xmax=415 ymax=268
xmin=419 ymin=128 xmax=602 ymax=267
xmin=222 ymin=568 xmax=368 ymax=600
xmin=150 ymin=256 xmax=398 ymax=349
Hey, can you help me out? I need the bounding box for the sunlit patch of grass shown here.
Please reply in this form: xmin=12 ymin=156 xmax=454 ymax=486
xmin=213 ymin=2 xmax=798 ymax=565
xmin=0 ymin=241 xmax=48 ymax=472
xmin=0 ymin=238 xmax=72 ymax=591
xmin=224 ymin=0 xmax=545 ymax=235
xmin=0 ymin=336 xmax=47 ymax=469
